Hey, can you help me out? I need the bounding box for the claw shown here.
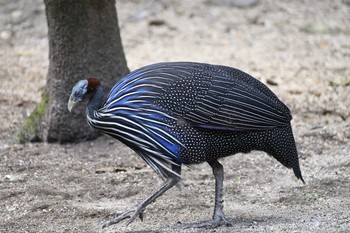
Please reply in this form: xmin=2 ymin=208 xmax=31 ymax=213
xmin=103 ymin=206 xmax=145 ymax=228
xmin=125 ymin=209 xmax=140 ymax=226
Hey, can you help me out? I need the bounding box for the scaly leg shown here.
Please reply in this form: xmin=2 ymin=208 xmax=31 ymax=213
xmin=181 ymin=160 xmax=231 ymax=229
xmin=103 ymin=169 xmax=181 ymax=228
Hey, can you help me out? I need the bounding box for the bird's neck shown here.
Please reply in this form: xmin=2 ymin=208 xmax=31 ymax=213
xmin=87 ymin=86 xmax=105 ymax=118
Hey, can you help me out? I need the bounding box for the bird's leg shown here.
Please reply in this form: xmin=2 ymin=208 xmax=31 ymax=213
xmin=181 ymin=160 xmax=231 ymax=229
xmin=210 ymin=160 xmax=231 ymax=226
xmin=102 ymin=170 xmax=180 ymax=228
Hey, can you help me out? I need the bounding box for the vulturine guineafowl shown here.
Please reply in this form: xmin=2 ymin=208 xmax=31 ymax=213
xmin=68 ymin=62 xmax=304 ymax=229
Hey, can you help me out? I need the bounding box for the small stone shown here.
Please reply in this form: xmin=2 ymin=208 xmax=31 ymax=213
xmin=11 ymin=10 xmax=23 ymax=21
xmin=311 ymin=218 xmax=320 ymax=227
xmin=0 ymin=30 xmax=12 ymax=40
xmin=4 ymin=175 xmax=14 ymax=180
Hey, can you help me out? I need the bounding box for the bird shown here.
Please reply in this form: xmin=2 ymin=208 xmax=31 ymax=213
xmin=68 ymin=62 xmax=304 ymax=229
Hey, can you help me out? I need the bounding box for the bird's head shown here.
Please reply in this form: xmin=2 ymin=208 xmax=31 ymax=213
xmin=68 ymin=78 xmax=101 ymax=112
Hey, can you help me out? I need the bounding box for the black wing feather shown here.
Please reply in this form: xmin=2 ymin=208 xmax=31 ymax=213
xmin=127 ymin=62 xmax=292 ymax=131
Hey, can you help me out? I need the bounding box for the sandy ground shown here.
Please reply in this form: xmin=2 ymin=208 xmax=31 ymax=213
xmin=1 ymin=0 xmax=350 ymax=232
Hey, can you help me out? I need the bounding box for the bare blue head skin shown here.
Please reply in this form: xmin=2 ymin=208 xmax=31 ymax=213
xmin=67 ymin=80 xmax=88 ymax=112
xmin=68 ymin=78 xmax=102 ymax=112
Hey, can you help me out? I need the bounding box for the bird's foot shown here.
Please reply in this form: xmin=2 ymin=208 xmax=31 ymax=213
xmin=102 ymin=206 xmax=144 ymax=229
xmin=179 ymin=216 xmax=232 ymax=229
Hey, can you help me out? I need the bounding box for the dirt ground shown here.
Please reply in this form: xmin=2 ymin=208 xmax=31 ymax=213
xmin=1 ymin=0 xmax=350 ymax=232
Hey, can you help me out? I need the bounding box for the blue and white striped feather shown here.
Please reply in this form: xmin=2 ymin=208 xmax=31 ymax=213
xmin=87 ymin=62 xmax=292 ymax=178
xmin=88 ymin=65 xmax=191 ymax=179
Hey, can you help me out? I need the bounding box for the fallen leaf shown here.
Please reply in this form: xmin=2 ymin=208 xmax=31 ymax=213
xmin=329 ymin=76 xmax=350 ymax=87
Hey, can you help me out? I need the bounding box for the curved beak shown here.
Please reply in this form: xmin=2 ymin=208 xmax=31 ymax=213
xmin=68 ymin=98 xmax=78 ymax=112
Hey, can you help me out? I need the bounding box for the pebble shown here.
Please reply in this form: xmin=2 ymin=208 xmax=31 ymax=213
xmin=311 ymin=218 xmax=320 ymax=228
xmin=11 ymin=10 xmax=23 ymax=21
xmin=0 ymin=30 xmax=12 ymax=40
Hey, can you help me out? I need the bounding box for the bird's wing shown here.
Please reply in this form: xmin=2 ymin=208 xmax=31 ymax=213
xmin=186 ymin=82 xmax=291 ymax=131
xmin=104 ymin=62 xmax=292 ymax=132
xmin=136 ymin=62 xmax=292 ymax=132
xmin=183 ymin=66 xmax=292 ymax=131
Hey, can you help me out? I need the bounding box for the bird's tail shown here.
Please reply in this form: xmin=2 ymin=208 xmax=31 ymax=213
xmin=266 ymin=124 xmax=305 ymax=183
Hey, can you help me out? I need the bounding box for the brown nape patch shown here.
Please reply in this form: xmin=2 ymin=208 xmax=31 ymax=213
xmin=87 ymin=77 xmax=101 ymax=93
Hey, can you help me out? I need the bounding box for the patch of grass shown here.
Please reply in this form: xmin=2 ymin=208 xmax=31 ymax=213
xmin=17 ymin=92 xmax=49 ymax=143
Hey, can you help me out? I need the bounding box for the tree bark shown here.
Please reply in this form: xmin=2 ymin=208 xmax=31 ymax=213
xmin=29 ymin=0 xmax=128 ymax=143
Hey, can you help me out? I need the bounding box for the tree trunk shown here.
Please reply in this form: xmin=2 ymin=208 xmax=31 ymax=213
xmin=19 ymin=0 xmax=128 ymax=143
